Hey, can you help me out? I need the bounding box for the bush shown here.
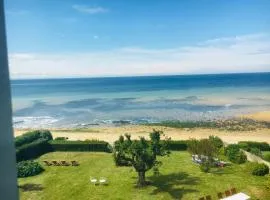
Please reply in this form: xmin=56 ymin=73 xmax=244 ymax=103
xmin=167 ymin=140 xmax=188 ymax=151
xmin=252 ymin=163 xmax=269 ymax=176
xmin=234 ymin=151 xmax=247 ymax=164
xmin=17 ymin=161 xmax=44 ymax=178
xmin=264 ymin=153 xmax=270 ymax=162
xmin=250 ymin=148 xmax=263 ymax=157
xmin=200 ymin=162 xmax=210 ymax=173
xmin=49 ymin=140 xmax=111 ymax=152
xmin=16 ymin=139 xmax=52 ymax=162
xmin=209 ymin=135 xmax=223 ymax=149
xmin=225 ymin=144 xmax=246 ymax=164
xmin=15 ymin=130 xmax=53 ymax=147
xmin=54 ymin=137 xmax=68 ymax=141
xmin=238 ymin=141 xmax=270 ymax=151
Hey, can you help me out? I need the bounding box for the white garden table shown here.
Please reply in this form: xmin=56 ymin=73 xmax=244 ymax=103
xmin=90 ymin=178 xmax=98 ymax=185
xmin=220 ymin=192 xmax=250 ymax=200
xmin=99 ymin=178 xmax=107 ymax=185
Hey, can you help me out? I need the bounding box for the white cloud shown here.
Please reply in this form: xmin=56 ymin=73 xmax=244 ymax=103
xmin=72 ymin=5 xmax=108 ymax=14
xmin=8 ymin=33 xmax=270 ymax=79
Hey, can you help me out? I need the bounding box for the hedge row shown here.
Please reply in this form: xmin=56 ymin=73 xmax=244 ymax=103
xmin=166 ymin=140 xmax=188 ymax=151
xmin=238 ymin=141 xmax=270 ymax=151
xmin=15 ymin=130 xmax=53 ymax=148
xmin=16 ymin=139 xmax=52 ymax=162
xmin=49 ymin=140 xmax=112 ymax=152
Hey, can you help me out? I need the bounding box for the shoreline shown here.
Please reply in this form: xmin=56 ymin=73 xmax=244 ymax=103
xmin=14 ymin=125 xmax=270 ymax=144
xmin=14 ymin=112 xmax=270 ymax=144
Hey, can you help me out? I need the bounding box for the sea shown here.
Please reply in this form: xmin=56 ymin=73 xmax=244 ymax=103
xmin=11 ymin=72 xmax=270 ymax=129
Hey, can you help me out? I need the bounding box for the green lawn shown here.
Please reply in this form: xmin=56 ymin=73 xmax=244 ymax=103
xmin=18 ymin=152 xmax=270 ymax=200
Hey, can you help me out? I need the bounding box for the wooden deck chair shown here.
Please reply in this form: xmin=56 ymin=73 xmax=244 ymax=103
xmin=225 ymin=190 xmax=231 ymax=197
xmin=60 ymin=161 xmax=70 ymax=166
xmin=231 ymin=188 xmax=237 ymax=195
xmin=71 ymin=161 xmax=79 ymax=166
xmin=43 ymin=161 xmax=52 ymax=166
xmin=217 ymin=192 xmax=223 ymax=199
xmin=52 ymin=161 xmax=61 ymax=166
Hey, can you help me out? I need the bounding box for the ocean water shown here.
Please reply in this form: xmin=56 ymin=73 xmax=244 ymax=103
xmin=11 ymin=73 xmax=270 ymax=128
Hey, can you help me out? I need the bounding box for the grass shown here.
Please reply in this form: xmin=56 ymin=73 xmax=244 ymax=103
xmin=53 ymin=128 xmax=100 ymax=133
xmin=18 ymin=152 xmax=270 ymax=200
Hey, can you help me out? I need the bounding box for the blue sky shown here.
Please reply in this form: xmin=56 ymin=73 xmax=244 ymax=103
xmin=4 ymin=0 xmax=270 ymax=78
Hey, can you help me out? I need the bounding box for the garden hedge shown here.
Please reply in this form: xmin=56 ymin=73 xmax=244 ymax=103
xmin=49 ymin=140 xmax=112 ymax=152
xmin=238 ymin=141 xmax=270 ymax=151
xmin=225 ymin=144 xmax=247 ymax=164
xmin=16 ymin=139 xmax=52 ymax=161
xmin=15 ymin=130 xmax=53 ymax=148
xmin=166 ymin=140 xmax=188 ymax=151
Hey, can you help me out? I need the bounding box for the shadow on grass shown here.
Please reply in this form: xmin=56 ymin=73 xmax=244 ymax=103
xmin=19 ymin=183 xmax=44 ymax=192
xmin=148 ymin=172 xmax=200 ymax=199
xmin=210 ymin=168 xmax=231 ymax=175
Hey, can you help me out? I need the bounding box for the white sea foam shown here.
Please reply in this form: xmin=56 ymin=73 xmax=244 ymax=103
xmin=13 ymin=116 xmax=59 ymax=128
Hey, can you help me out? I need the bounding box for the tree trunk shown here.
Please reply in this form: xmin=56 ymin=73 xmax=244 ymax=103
xmin=137 ymin=171 xmax=146 ymax=187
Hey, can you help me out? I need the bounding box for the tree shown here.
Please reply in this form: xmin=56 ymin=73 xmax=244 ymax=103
xmin=113 ymin=130 xmax=170 ymax=187
xmin=188 ymin=137 xmax=219 ymax=172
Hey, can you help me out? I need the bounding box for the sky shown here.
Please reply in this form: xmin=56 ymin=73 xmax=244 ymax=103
xmin=4 ymin=0 xmax=270 ymax=79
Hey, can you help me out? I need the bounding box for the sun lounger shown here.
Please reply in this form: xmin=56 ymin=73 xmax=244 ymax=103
xmin=225 ymin=190 xmax=231 ymax=197
xmin=71 ymin=161 xmax=79 ymax=166
xmin=231 ymin=188 xmax=237 ymax=195
xmin=60 ymin=161 xmax=70 ymax=166
xmin=217 ymin=192 xmax=223 ymax=199
xmin=43 ymin=161 xmax=52 ymax=166
xmin=52 ymin=161 xmax=61 ymax=166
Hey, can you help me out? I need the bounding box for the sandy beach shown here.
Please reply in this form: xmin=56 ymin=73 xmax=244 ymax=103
xmin=14 ymin=125 xmax=270 ymax=144
xmin=14 ymin=111 xmax=270 ymax=144
xmin=241 ymin=111 xmax=270 ymax=122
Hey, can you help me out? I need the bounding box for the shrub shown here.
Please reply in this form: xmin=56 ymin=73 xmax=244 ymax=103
xmin=264 ymin=153 xmax=270 ymax=162
xmin=209 ymin=135 xmax=224 ymax=149
xmin=167 ymin=140 xmax=188 ymax=151
xmin=234 ymin=151 xmax=247 ymax=164
xmin=16 ymin=139 xmax=52 ymax=162
xmin=250 ymin=148 xmax=263 ymax=157
xmin=15 ymin=130 xmax=53 ymax=147
xmin=200 ymin=162 xmax=210 ymax=173
xmin=252 ymin=163 xmax=269 ymax=176
xmin=39 ymin=130 xmax=53 ymax=141
xmin=225 ymin=144 xmax=246 ymax=164
xmin=238 ymin=141 xmax=270 ymax=151
xmin=49 ymin=140 xmax=111 ymax=152
xmin=17 ymin=161 xmax=44 ymax=178
xmin=54 ymin=137 xmax=68 ymax=141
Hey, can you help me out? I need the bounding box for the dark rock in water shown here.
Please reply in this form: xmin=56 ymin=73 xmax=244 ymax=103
xmin=112 ymin=120 xmax=132 ymax=125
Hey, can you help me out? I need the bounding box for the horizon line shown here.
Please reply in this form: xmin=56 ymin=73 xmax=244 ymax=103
xmin=10 ymin=71 xmax=270 ymax=81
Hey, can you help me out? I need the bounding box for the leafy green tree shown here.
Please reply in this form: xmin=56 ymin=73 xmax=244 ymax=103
xmin=188 ymin=138 xmax=219 ymax=172
xmin=208 ymin=135 xmax=224 ymax=149
xmin=113 ymin=130 xmax=170 ymax=187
